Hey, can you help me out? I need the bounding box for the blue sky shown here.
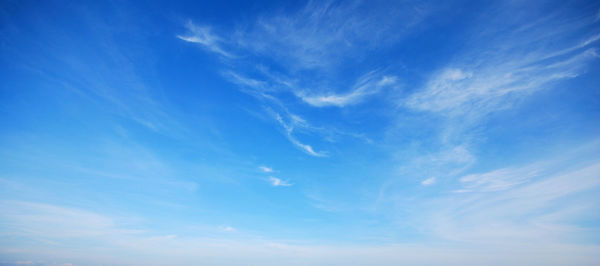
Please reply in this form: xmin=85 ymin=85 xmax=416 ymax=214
xmin=1 ymin=0 xmax=600 ymax=265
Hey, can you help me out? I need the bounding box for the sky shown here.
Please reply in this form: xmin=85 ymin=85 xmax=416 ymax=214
xmin=1 ymin=0 xmax=600 ymax=265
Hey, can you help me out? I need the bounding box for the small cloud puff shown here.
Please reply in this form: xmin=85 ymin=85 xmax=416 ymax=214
xmin=269 ymin=176 xmax=292 ymax=187
xmin=421 ymin=177 xmax=436 ymax=186
xmin=259 ymin=166 xmax=274 ymax=173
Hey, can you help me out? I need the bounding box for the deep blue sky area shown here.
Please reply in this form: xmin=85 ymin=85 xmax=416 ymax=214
xmin=1 ymin=1 xmax=600 ymax=265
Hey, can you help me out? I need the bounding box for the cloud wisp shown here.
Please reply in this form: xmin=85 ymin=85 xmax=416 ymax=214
xmin=455 ymin=163 xmax=542 ymax=193
xmin=407 ymin=29 xmax=600 ymax=119
xmin=423 ymin=160 xmax=600 ymax=245
xmin=177 ymin=21 xmax=233 ymax=58
xmin=233 ymin=1 xmax=428 ymax=70
xmin=273 ymin=112 xmax=327 ymax=157
xmin=259 ymin=166 xmax=274 ymax=173
xmin=421 ymin=177 xmax=436 ymax=186
xmin=176 ymin=2 xmax=420 ymax=156
xmin=296 ymin=74 xmax=397 ymax=108
xmin=268 ymin=176 xmax=292 ymax=187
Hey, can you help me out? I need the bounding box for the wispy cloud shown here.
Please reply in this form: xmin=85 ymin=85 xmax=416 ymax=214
xmin=455 ymin=163 xmax=542 ymax=193
xmin=296 ymin=74 xmax=397 ymax=107
xmin=178 ymin=2 xmax=421 ymax=156
xmin=268 ymin=176 xmax=292 ymax=187
xmin=0 ymin=200 xmax=137 ymax=238
xmin=404 ymin=138 xmax=600 ymax=246
xmin=406 ymin=30 xmax=600 ymax=118
xmin=259 ymin=166 xmax=274 ymax=173
xmin=25 ymin=12 xmax=186 ymax=136
xmin=235 ymin=1 xmax=428 ymax=70
xmin=177 ymin=21 xmax=233 ymax=58
xmin=421 ymin=177 xmax=436 ymax=186
xmin=273 ymin=112 xmax=327 ymax=157
xmin=405 ymin=145 xmax=476 ymax=178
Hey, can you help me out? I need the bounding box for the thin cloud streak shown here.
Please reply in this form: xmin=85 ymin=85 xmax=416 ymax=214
xmin=407 ymin=31 xmax=600 ymax=118
xmin=177 ymin=22 xmax=233 ymax=58
xmin=296 ymin=75 xmax=397 ymax=107
xmin=424 ymin=161 xmax=600 ymax=245
xmin=274 ymin=112 xmax=327 ymax=157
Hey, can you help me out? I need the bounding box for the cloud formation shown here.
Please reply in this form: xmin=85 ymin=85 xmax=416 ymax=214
xmin=268 ymin=176 xmax=292 ymax=187
xmin=259 ymin=166 xmax=274 ymax=173
xmin=296 ymin=74 xmax=397 ymax=107
xmin=273 ymin=112 xmax=327 ymax=157
xmin=407 ymin=29 xmax=600 ymax=118
xmin=177 ymin=22 xmax=233 ymax=58
xmin=421 ymin=177 xmax=436 ymax=186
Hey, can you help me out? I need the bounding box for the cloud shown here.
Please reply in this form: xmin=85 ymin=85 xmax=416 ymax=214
xmin=0 ymin=200 xmax=137 ymax=239
xmin=221 ymin=70 xmax=337 ymax=156
xmin=296 ymin=74 xmax=397 ymax=107
xmin=268 ymin=176 xmax=292 ymax=187
xmin=406 ymin=25 xmax=600 ymax=118
xmin=223 ymin=71 xmax=268 ymax=91
xmin=421 ymin=177 xmax=436 ymax=186
xmin=179 ymin=2 xmax=420 ymax=157
xmin=287 ymin=137 xmax=324 ymax=157
xmin=3 ymin=190 xmax=600 ymax=265
xmin=405 ymin=145 xmax=476 ymax=178
xmin=177 ymin=22 xmax=233 ymax=58
xmin=419 ymin=156 xmax=600 ymax=245
xmin=219 ymin=225 xmax=236 ymax=232
xmin=273 ymin=112 xmax=327 ymax=157
xmin=29 ymin=14 xmax=186 ymax=136
xmin=456 ymin=163 xmax=542 ymax=193
xmin=232 ymin=1 xmax=428 ymax=70
xmin=259 ymin=166 xmax=274 ymax=173
xmin=407 ymin=50 xmax=598 ymax=116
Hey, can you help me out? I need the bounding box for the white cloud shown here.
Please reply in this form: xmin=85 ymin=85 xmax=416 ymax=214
xmin=273 ymin=112 xmax=327 ymax=157
xmin=234 ymin=2 xmax=427 ymax=70
xmin=456 ymin=163 xmax=542 ymax=193
xmin=296 ymin=75 xmax=397 ymax=107
xmin=405 ymin=145 xmax=476 ymax=178
xmin=286 ymin=135 xmax=326 ymax=157
xmin=407 ymin=29 xmax=600 ymax=118
xmin=269 ymin=176 xmax=292 ymax=187
xmin=0 ymin=201 xmax=138 ymax=239
xmin=421 ymin=177 xmax=436 ymax=186
xmin=3 ymin=190 xmax=600 ymax=265
xmin=177 ymin=22 xmax=233 ymax=58
xmin=259 ymin=166 xmax=274 ymax=173
xmin=223 ymin=71 xmax=267 ymax=90
xmin=178 ymin=3 xmax=418 ymax=159
xmin=420 ymin=158 xmax=600 ymax=245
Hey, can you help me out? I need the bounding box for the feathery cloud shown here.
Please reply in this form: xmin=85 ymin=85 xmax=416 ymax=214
xmin=273 ymin=112 xmax=327 ymax=157
xmin=177 ymin=22 xmax=233 ymax=58
xmin=424 ymin=160 xmax=600 ymax=244
xmin=456 ymin=164 xmax=542 ymax=193
xmin=407 ymin=35 xmax=599 ymax=117
xmin=296 ymin=75 xmax=397 ymax=107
